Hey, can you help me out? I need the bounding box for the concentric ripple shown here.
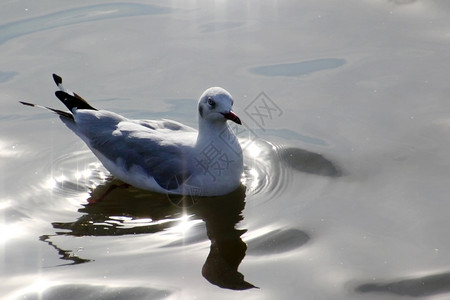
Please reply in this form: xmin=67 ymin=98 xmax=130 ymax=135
xmin=241 ymin=139 xmax=291 ymax=199
xmin=39 ymin=138 xmax=340 ymax=205
xmin=40 ymin=149 xmax=108 ymax=198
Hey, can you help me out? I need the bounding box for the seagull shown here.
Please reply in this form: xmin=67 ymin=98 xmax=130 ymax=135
xmin=21 ymin=74 xmax=243 ymax=196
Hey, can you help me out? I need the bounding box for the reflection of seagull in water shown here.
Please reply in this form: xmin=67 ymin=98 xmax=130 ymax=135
xmin=44 ymin=179 xmax=257 ymax=290
xmin=21 ymin=74 xmax=243 ymax=196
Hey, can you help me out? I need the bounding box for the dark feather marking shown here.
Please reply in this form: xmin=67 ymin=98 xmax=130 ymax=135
xmin=73 ymin=92 xmax=86 ymax=101
xmin=19 ymin=101 xmax=35 ymax=107
xmin=19 ymin=101 xmax=74 ymax=120
xmin=55 ymin=91 xmax=97 ymax=111
xmin=52 ymin=73 xmax=96 ymax=111
xmin=47 ymin=108 xmax=74 ymax=120
xmin=52 ymin=73 xmax=62 ymax=85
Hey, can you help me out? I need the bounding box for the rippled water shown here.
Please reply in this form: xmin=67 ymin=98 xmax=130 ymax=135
xmin=3 ymin=1 xmax=450 ymax=299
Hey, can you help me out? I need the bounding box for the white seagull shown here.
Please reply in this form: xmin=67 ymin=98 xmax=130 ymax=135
xmin=21 ymin=74 xmax=243 ymax=196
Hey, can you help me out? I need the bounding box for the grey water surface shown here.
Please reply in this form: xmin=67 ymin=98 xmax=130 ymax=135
xmin=2 ymin=1 xmax=450 ymax=299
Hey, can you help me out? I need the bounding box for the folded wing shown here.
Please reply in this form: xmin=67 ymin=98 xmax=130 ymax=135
xmin=69 ymin=110 xmax=197 ymax=190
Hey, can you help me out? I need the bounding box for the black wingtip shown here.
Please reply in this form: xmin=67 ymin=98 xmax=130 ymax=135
xmin=19 ymin=101 xmax=35 ymax=107
xmin=55 ymin=90 xmax=97 ymax=111
xmin=52 ymin=73 xmax=62 ymax=86
xmin=55 ymin=91 xmax=68 ymax=102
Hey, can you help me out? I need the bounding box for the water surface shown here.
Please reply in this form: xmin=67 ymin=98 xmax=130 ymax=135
xmin=2 ymin=1 xmax=450 ymax=299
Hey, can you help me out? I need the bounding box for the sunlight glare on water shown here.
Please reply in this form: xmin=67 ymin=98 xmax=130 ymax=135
xmin=0 ymin=223 xmax=22 ymax=244
xmin=3 ymin=0 xmax=450 ymax=299
xmin=169 ymin=214 xmax=199 ymax=235
xmin=245 ymin=141 xmax=263 ymax=158
xmin=75 ymin=169 xmax=92 ymax=181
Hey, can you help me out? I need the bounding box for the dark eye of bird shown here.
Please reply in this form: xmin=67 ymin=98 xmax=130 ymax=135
xmin=207 ymin=97 xmax=215 ymax=108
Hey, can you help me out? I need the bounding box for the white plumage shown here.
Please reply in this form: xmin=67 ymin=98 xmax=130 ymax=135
xmin=21 ymin=74 xmax=243 ymax=196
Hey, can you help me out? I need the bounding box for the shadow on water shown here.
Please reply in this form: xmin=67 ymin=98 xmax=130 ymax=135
xmin=249 ymin=58 xmax=346 ymax=77
xmin=355 ymin=271 xmax=450 ymax=298
xmin=246 ymin=228 xmax=310 ymax=256
xmin=277 ymin=147 xmax=342 ymax=177
xmin=41 ymin=179 xmax=257 ymax=290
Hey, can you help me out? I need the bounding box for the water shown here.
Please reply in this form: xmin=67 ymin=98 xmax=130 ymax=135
xmin=2 ymin=1 xmax=450 ymax=299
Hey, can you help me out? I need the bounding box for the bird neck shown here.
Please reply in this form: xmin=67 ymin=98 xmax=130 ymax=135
xmin=196 ymin=117 xmax=230 ymax=147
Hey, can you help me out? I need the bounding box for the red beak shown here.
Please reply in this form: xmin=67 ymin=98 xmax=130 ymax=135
xmin=222 ymin=111 xmax=242 ymax=125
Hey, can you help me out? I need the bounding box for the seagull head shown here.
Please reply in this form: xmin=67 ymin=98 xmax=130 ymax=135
xmin=198 ymin=87 xmax=241 ymax=125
